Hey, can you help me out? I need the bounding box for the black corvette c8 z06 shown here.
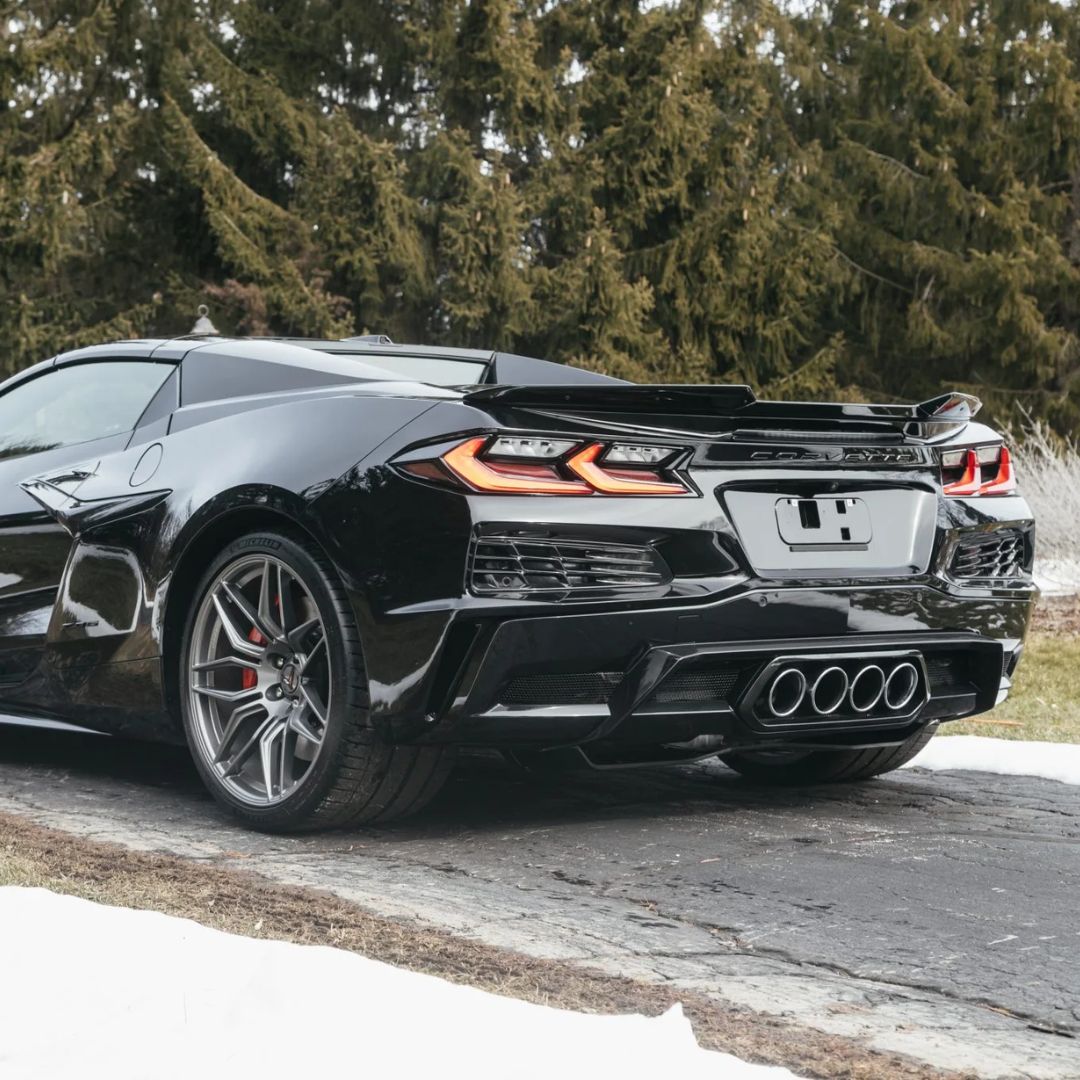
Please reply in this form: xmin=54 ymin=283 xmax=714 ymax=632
xmin=0 ymin=334 xmax=1035 ymax=831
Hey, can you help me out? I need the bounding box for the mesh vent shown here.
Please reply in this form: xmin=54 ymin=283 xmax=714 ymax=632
xmin=926 ymin=656 xmax=970 ymax=695
xmin=651 ymin=669 xmax=740 ymax=704
xmin=949 ymin=530 xmax=1028 ymax=580
xmin=500 ymin=672 xmax=621 ymax=707
xmin=470 ymin=535 xmax=669 ymax=598
xmin=499 ymin=666 xmax=740 ymax=709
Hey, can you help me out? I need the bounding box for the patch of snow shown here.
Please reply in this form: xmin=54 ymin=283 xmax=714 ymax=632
xmin=0 ymin=888 xmax=800 ymax=1080
xmin=1034 ymin=558 xmax=1080 ymax=596
xmin=905 ymin=735 xmax=1080 ymax=786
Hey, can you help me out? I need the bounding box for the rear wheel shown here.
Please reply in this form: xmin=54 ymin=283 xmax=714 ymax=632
xmin=722 ymin=725 xmax=936 ymax=786
xmin=179 ymin=530 xmax=452 ymax=832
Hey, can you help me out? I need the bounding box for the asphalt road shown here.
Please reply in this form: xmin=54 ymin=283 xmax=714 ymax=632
xmin=1 ymin=723 xmax=1077 ymax=1078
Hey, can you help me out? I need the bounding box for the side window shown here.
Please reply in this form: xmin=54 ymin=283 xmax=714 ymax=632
xmin=0 ymin=361 xmax=173 ymax=461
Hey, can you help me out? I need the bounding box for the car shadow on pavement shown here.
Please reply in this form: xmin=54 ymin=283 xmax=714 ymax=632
xmin=0 ymin=724 xmax=203 ymax=790
xmin=0 ymin=721 xmax=913 ymax=842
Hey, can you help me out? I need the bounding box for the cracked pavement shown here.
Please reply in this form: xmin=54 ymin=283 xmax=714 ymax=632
xmin=1 ymin=723 xmax=1077 ymax=1078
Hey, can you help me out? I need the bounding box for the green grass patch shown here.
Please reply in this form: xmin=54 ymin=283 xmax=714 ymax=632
xmin=946 ymin=632 xmax=1080 ymax=743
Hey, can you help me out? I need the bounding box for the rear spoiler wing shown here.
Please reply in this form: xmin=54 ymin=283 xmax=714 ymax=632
xmin=463 ymin=385 xmax=981 ymax=439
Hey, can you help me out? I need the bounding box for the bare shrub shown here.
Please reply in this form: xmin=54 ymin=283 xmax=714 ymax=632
xmin=1008 ymin=419 xmax=1080 ymax=593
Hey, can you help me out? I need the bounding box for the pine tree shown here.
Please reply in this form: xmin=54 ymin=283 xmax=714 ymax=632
xmin=0 ymin=1 xmax=164 ymax=368
xmin=2 ymin=0 xmax=1079 ymax=434
xmin=778 ymin=0 xmax=1080 ymax=429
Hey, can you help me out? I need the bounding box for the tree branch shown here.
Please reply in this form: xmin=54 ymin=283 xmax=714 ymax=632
xmin=831 ymin=246 xmax=914 ymax=294
xmin=850 ymin=141 xmax=928 ymax=182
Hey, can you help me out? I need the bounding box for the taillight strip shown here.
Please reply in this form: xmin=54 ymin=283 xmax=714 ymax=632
xmin=978 ymin=446 xmax=1015 ymax=495
xmin=566 ymin=443 xmax=687 ymax=495
xmin=432 ymin=436 xmax=692 ymax=495
xmin=942 ymin=446 xmax=1017 ymax=497
xmin=943 ymin=449 xmax=981 ymax=496
xmin=442 ymin=437 xmax=591 ymax=494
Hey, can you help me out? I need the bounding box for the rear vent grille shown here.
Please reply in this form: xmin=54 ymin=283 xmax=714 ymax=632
xmin=949 ymin=530 xmax=1029 ymax=580
xmin=470 ymin=536 xmax=669 ymax=598
xmin=498 ymin=666 xmax=741 ymax=709
xmin=651 ymin=669 xmax=740 ymax=704
xmin=500 ymin=672 xmax=620 ymax=707
xmin=925 ymin=655 xmax=974 ymax=697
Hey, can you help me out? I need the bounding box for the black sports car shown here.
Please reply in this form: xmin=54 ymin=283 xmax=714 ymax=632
xmin=0 ymin=335 xmax=1035 ymax=830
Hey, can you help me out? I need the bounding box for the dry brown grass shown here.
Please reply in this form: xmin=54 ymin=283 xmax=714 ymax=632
xmin=1009 ymin=422 xmax=1080 ymax=591
xmin=0 ymin=812 xmax=971 ymax=1080
xmin=1030 ymin=594 xmax=1080 ymax=637
xmin=946 ymin=598 xmax=1080 ymax=743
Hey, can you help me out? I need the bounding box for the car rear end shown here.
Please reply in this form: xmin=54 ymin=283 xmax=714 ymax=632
xmin=321 ymin=383 xmax=1036 ymax=766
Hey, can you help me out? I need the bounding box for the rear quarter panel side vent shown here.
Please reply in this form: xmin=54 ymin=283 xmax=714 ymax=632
xmin=469 ymin=535 xmax=671 ymax=600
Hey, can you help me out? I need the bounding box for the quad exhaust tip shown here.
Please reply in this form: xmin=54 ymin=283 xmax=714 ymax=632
xmin=767 ymin=668 xmax=807 ymax=717
xmin=764 ymin=659 xmax=921 ymax=719
xmin=810 ymin=666 xmax=848 ymax=715
xmin=884 ymin=662 xmax=920 ymax=711
xmin=849 ymin=664 xmax=885 ymax=713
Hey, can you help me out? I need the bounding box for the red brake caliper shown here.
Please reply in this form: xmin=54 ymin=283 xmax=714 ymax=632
xmin=241 ymin=627 xmax=266 ymax=690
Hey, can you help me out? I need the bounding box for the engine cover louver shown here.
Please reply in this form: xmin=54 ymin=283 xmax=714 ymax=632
xmin=469 ymin=535 xmax=670 ymax=599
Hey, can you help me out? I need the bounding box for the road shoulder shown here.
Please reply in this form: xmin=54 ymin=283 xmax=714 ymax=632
xmin=2 ymin=810 xmax=961 ymax=1080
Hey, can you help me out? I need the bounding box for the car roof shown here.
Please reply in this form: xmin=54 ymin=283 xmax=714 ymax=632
xmin=3 ymin=335 xmax=623 ymax=398
xmin=270 ymin=337 xmax=495 ymax=363
xmin=37 ymin=336 xmax=493 ymax=365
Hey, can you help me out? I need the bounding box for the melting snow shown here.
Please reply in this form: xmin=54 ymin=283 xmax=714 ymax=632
xmin=0 ymin=887 xmax=800 ymax=1080
xmin=905 ymin=734 xmax=1080 ymax=786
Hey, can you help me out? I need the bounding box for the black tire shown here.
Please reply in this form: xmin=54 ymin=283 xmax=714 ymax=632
xmin=723 ymin=724 xmax=936 ymax=786
xmin=179 ymin=530 xmax=453 ymax=832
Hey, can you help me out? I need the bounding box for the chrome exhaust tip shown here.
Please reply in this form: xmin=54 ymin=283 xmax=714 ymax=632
xmin=767 ymin=668 xmax=807 ymax=717
xmin=884 ymin=662 xmax=920 ymax=711
xmin=849 ymin=664 xmax=886 ymax=714
xmin=810 ymin=666 xmax=849 ymax=715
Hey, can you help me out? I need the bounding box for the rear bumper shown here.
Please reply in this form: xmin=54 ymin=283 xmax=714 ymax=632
xmin=314 ymin=445 xmax=1036 ymax=752
xmin=410 ymin=582 xmax=1032 ymax=751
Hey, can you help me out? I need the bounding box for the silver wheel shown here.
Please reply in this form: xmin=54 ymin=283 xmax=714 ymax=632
xmin=186 ymin=554 xmax=331 ymax=807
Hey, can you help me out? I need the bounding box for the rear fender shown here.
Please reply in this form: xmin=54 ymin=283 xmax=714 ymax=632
xmin=15 ymin=393 xmax=438 ymax=720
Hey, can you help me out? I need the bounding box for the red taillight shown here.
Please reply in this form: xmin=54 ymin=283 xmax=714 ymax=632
xmin=978 ymin=445 xmax=1015 ymax=495
xmin=404 ymin=436 xmax=692 ymax=496
xmin=566 ymin=443 xmax=687 ymax=495
xmin=942 ymin=445 xmax=1017 ymax=497
xmin=942 ymin=449 xmax=981 ymax=496
xmin=441 ymin=437 xmax=591 ymax=495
